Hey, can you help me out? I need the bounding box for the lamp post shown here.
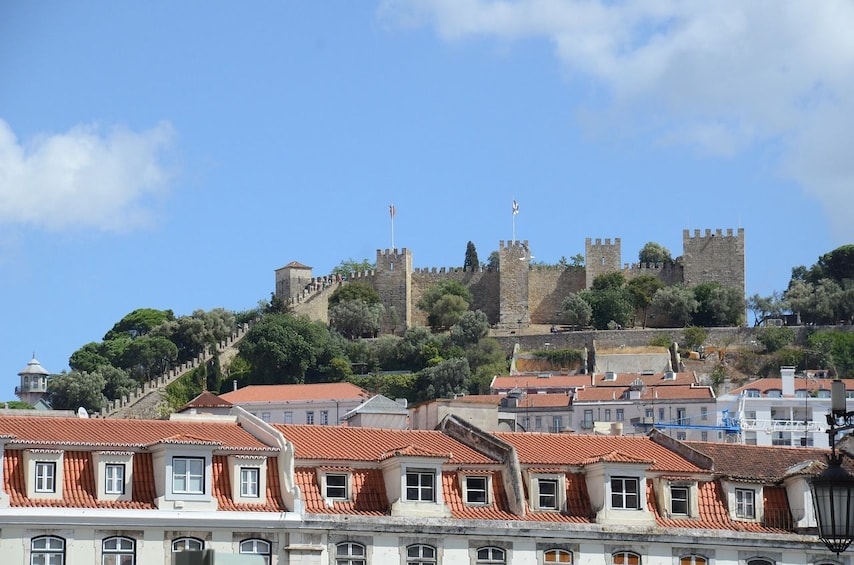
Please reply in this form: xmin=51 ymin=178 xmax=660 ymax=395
xmin=810 ymin=379 xmax=854 ymax=554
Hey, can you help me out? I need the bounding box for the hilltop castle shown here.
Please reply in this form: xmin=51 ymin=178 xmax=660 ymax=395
xmin=275 ymin=228 xmax=745 ymax=333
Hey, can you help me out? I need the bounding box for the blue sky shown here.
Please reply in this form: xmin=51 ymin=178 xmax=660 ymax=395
xmin=1 ymin=1 xmax=852 ymax=399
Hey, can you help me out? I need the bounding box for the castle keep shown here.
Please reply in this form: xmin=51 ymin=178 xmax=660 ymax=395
xmin=275 ymin=228 xmax=745 ymax=332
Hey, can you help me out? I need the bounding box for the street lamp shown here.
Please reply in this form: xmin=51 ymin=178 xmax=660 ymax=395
xmin=810 ymin=379 xmax=854 ymax=554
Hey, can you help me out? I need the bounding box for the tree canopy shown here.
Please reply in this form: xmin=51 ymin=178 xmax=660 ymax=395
xmin=464 ymin=241 xmax=480 ymax=270
xmin=331 ymin=258 xmax=375 ymax=278
xmin=638 ymin=242 xmax=673 ymax=265
xmin=103 ymin=308 xmax=175 ymax=341
xmin=417 ymin=279 xmax=472 ymax=330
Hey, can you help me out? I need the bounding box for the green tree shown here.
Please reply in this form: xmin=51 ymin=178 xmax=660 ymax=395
xmin=331 ymin=258 xmax=375 ymax=278
xmin=69 ymin=342 xmax=111 ymax=373
xmin=103 ymin=308 xmax=175 ymax=341
xmin=638 ymin=242 xmax=672 ymax=264
xmin=328 ymin=281 xmax=381 ymax=305
xmin=808 ymin=330 xmax=854 ymax=377
xmin=329 ymin=300 xmax=385 ymax=339
xmin=756 ymin=326 xmax=795 ymax=353
xmin=581 ymin=273 xmax=632 ymax=329
xmin=569 ymin=253 xmax=585 ymax=268
xmin=560 ymin=293 xmax=592 ymax=327
xmin=681 ymin=326 xmax=708 ymax=350
xmin=450 ymin=310 xmax=489 ymax=346
xmin=747 ymin=292 xmax=786 ymax=326
xmin=414 ymin=357 xmax=470 ymax=402
xmin=418 ymin=280 xmax=472 ymax=330
xmin=46 ymin=371 xmax=107 ymax=413
xmin=119 ymin=334 xmax=178 ymax=380
xmin=627 ymin=275 xmax=665 ymax=328
xmin=486 ymin=251 xmax=500 ymax=270
xmin=650 ymin=285 xmax=698 ymax=327
xmin=2 ymin=400 xmax=33 ymax=409
xmin=96 ymin=365 xmax=138 ymax=401
xmin=464 ymin=241 xmax=480 ymax=271
xmin=692 ymin=282 xmax=744 ymax=326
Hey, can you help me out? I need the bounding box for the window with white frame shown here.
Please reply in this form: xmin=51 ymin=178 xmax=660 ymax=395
xmin=240 ymin=467 xmax=260 ymax=498
xmin=261 ymin=412 xmax=271 ymax=423
xmin=613 ymin=551 xmax=640 ymax=564
xmin=283 ymin=411 xmax=293 ymax=424
xmin=476 ymin=546 xmax=505 ymax=564
xmin=306 ymin=411 xmax=315 ymax=424
xmin=406 ymin=469 xmax=435 ymax=502
xmin=102 ymin=536 xmax=134 ymax=565
xmin=538 ymin=478 xmax=558 ymax=510
xmin=700 ymin=407 xmax=708 ymax=421
xmin=325 ymin=473 xmax=348 ymax=500
xmin=35 ymin=461 xmax=56 ymax=493
xmin=611 ymin=477 xmax=640 ymax=509
xmin=465 ymin=475 xmax=488 ymax=504
xmin=407 ymin=544 xmax=437 ymax=565
xmin=31 ymin=535 xmax=64 ymax=565
xmin=671 ymin=486 xmax=689 ymax=515
xmin=172 ymin=538 xmax=204 ymax=553
xmin=239 ymin=539 xmax=271 ymax=565
xmin=736 ymin=488 xmax=756 ymax=518
xmin=172 ymin=457 xmax=205 ymax=494
xmin=616 ymin=409 xmax=624 ymax=421
xmin=335 ymin=542 xmax=366 ymax=565
xmin=679 ymin=556 xmax=707 ymax=565
xmin=105 ymin=464 xmax=125 ymax=495
xmin=544 ymin=549 xmax=572 ymax=563
xmin=321 ymin=410 xmax=329 ymax=425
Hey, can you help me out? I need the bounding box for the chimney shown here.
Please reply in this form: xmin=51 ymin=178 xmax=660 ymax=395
xmin=781 ymin=366 xmax=795 ymax=397
xmin=233 ymin=379 xmax=238 ymax=391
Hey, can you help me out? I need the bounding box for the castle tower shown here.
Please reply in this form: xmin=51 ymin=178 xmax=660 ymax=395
xmin=681 ymin=228 xmax=745 ymax=297
xmin=374 ymin=248 xmax=412 ymax=335
xmin=16 ymin=355 xmax=50 ymax=406
xmin=274 ymin=261 xmax=313 ymax=302
xmin=585 ymin=237 xmax=622 ymax=288
xmin=498 ymin=240 xmax=531 ymax=329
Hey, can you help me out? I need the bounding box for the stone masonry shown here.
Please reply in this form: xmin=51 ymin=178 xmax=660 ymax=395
xmin=275 ymin=227 xmax=745 ymax=333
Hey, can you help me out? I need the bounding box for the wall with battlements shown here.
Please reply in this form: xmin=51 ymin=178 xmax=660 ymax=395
xmin=276 ymin=227 xmax=745 ymax=333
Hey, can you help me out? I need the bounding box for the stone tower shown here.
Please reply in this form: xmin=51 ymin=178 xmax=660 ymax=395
xmin=498 ymin=240 xmax=531 ymax=328
xmin=374 ymin=248 xmax=412 ymax=335
xmin=585 ymin=237 xmax=622 ymax=288
xmin=16 ymin=355 xmax=50 ymax=406
xmin=682 ymin=228 xmax=745 ymax=296
xmin=274 ymin=261 xmax=313 ymax=302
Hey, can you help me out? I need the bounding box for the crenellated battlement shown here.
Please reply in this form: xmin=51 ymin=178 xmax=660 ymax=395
xmin=683 ymin=228 xmax=743 ymax=240
xmin=499 ymin=239 xmax=529 ymax=251
xmin=276 ymin=227 xmax=745 ymax=333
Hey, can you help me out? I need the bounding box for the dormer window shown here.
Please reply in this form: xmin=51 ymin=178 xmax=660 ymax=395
xmin=671 ymin=486 xmax=689 ymax=515
xmin=528 ymin=472 xmax=566 ymax=512
xmin=95 ymin=451 xmax=134 ymax=501
xmin=35 ymin=461 xmax=55 ymax=493
xmin=406 ymin=469 xmax=435 ymax=502
xmin=229 ymin=455 xmax=269 ymax=504
xmin=463 ymin=475 xmax=491 ymax=505
xmin=173 ymin=457 xmax=205 ymax=494
xmin=744 ymin=389 xmax=760 ymax=398
xmin=326 ymin=473 xmax=348 ymax=499
xmin=611 ymin=477 xmax=640 ymax=510
xmin=736 ymin=488 xmax=755 ymax=518
xmin=105 ymin=464 xmax=125 ymax=495
xmin=24 ymin=449 xmax=63 ymax=500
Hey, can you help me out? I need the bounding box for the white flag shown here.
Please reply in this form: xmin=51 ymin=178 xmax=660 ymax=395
xmin=512 ymin=200 xmax=519 ymax=215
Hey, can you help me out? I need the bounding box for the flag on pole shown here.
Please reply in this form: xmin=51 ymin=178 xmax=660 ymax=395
xmin=389 ymin=204 xmax=396 ymax=219
xmin=512 ymin=199 xmax=519 ymax=215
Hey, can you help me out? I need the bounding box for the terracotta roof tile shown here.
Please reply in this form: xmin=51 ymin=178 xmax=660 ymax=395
xmin=591 ymin=372 xmax=697 ymax=387
xmin=219 ymin=382 xmax=370 ymax=403
xmin=491 ymin=374 xmax=590 ymax=391
xmin=212 ymin=455 xmax=287 ymax=512
xmin=728 ymin=377 xmax=848 ymax=395
xmin=181 ymin=391 xmax=233 ymax=410
xmin=496 ymin=432 xmax=702 ymax=473
xmin=296 ymin=467 xmax=388 ymax=516
xmin=378 ymin=445 xmax=452 ymax=460
xmin=275 ymin=425 xmax=494 ymax=464
xmin=573 ymin=384 xmax=713 ymax=402
xmin=579 ymin=450 xmax=655 ymax=466
xmin=683 ymin=442 xmax=830 ymax=481
xmin=0 ymin=416 xmax=273 ymax=451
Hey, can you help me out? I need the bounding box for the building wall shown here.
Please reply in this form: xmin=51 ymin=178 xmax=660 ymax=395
xmin=682 ymin=228 xmax=746 ymax=293
xmin=372 ymin=248 xmax=412 ymax=335
xmin=498 ymin=240 xmax=531 ymax=328
xmin=585 ymin=237 xmax=622 ymax=289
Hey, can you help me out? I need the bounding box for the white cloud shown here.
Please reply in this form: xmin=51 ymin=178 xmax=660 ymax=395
xmin=0 ymin=120 xmax=175 ymax=232
xmin=379 ymin=0 xmax=854 ymax=241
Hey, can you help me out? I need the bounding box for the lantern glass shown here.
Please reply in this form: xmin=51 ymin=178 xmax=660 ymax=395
xmin=811 ymin=459 xmax=854 ymax=554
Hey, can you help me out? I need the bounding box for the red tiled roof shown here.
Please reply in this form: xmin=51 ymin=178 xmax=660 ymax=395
xmin=212 ymin=455 xmax=287 ymax=512
xmin=3 ymin=450 xmax=156 ymax=509
xmin=491 ymin=374 xmax=590 ymax=390
xmin=276 ymin=261 xmax=312 ymax=270
xmin=728 ymin=377 xmax=848 ymax=395
xmin=181 ymin=391 xmax=233 ymax=410
xmin=275 ymin=425 xmax=494 ymax=464
xmin=0 ymin=416 xmax=273 ymax=451
xmin=579 ymin=450 xmax=655 ymax=465
xmin=573 ymin=384 xmax=714 ymax=402
xmin=219 ymin=382 xmax=370 ymax=403
xmin=683 ymin=441 xmax=830 ymax=481
xmin=517 ymin=394 xmax=573 ymax=408
xmin=496 ymin=432 xmax=702 ymax=473
xmin=591 ymin=372 xmax=697 ymax=387
xmin=297 ymin=467 xmax=388 ymax=516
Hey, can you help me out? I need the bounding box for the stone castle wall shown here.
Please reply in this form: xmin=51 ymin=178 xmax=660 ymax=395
xmin=276 ymin=228 xmax=745 ymax=333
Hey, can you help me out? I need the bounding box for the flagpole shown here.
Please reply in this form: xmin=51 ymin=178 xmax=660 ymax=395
xmin=389 ymin=204 xmax=396 ymax=249
xmin=512 ymin=199 xmax=519 ymax=243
